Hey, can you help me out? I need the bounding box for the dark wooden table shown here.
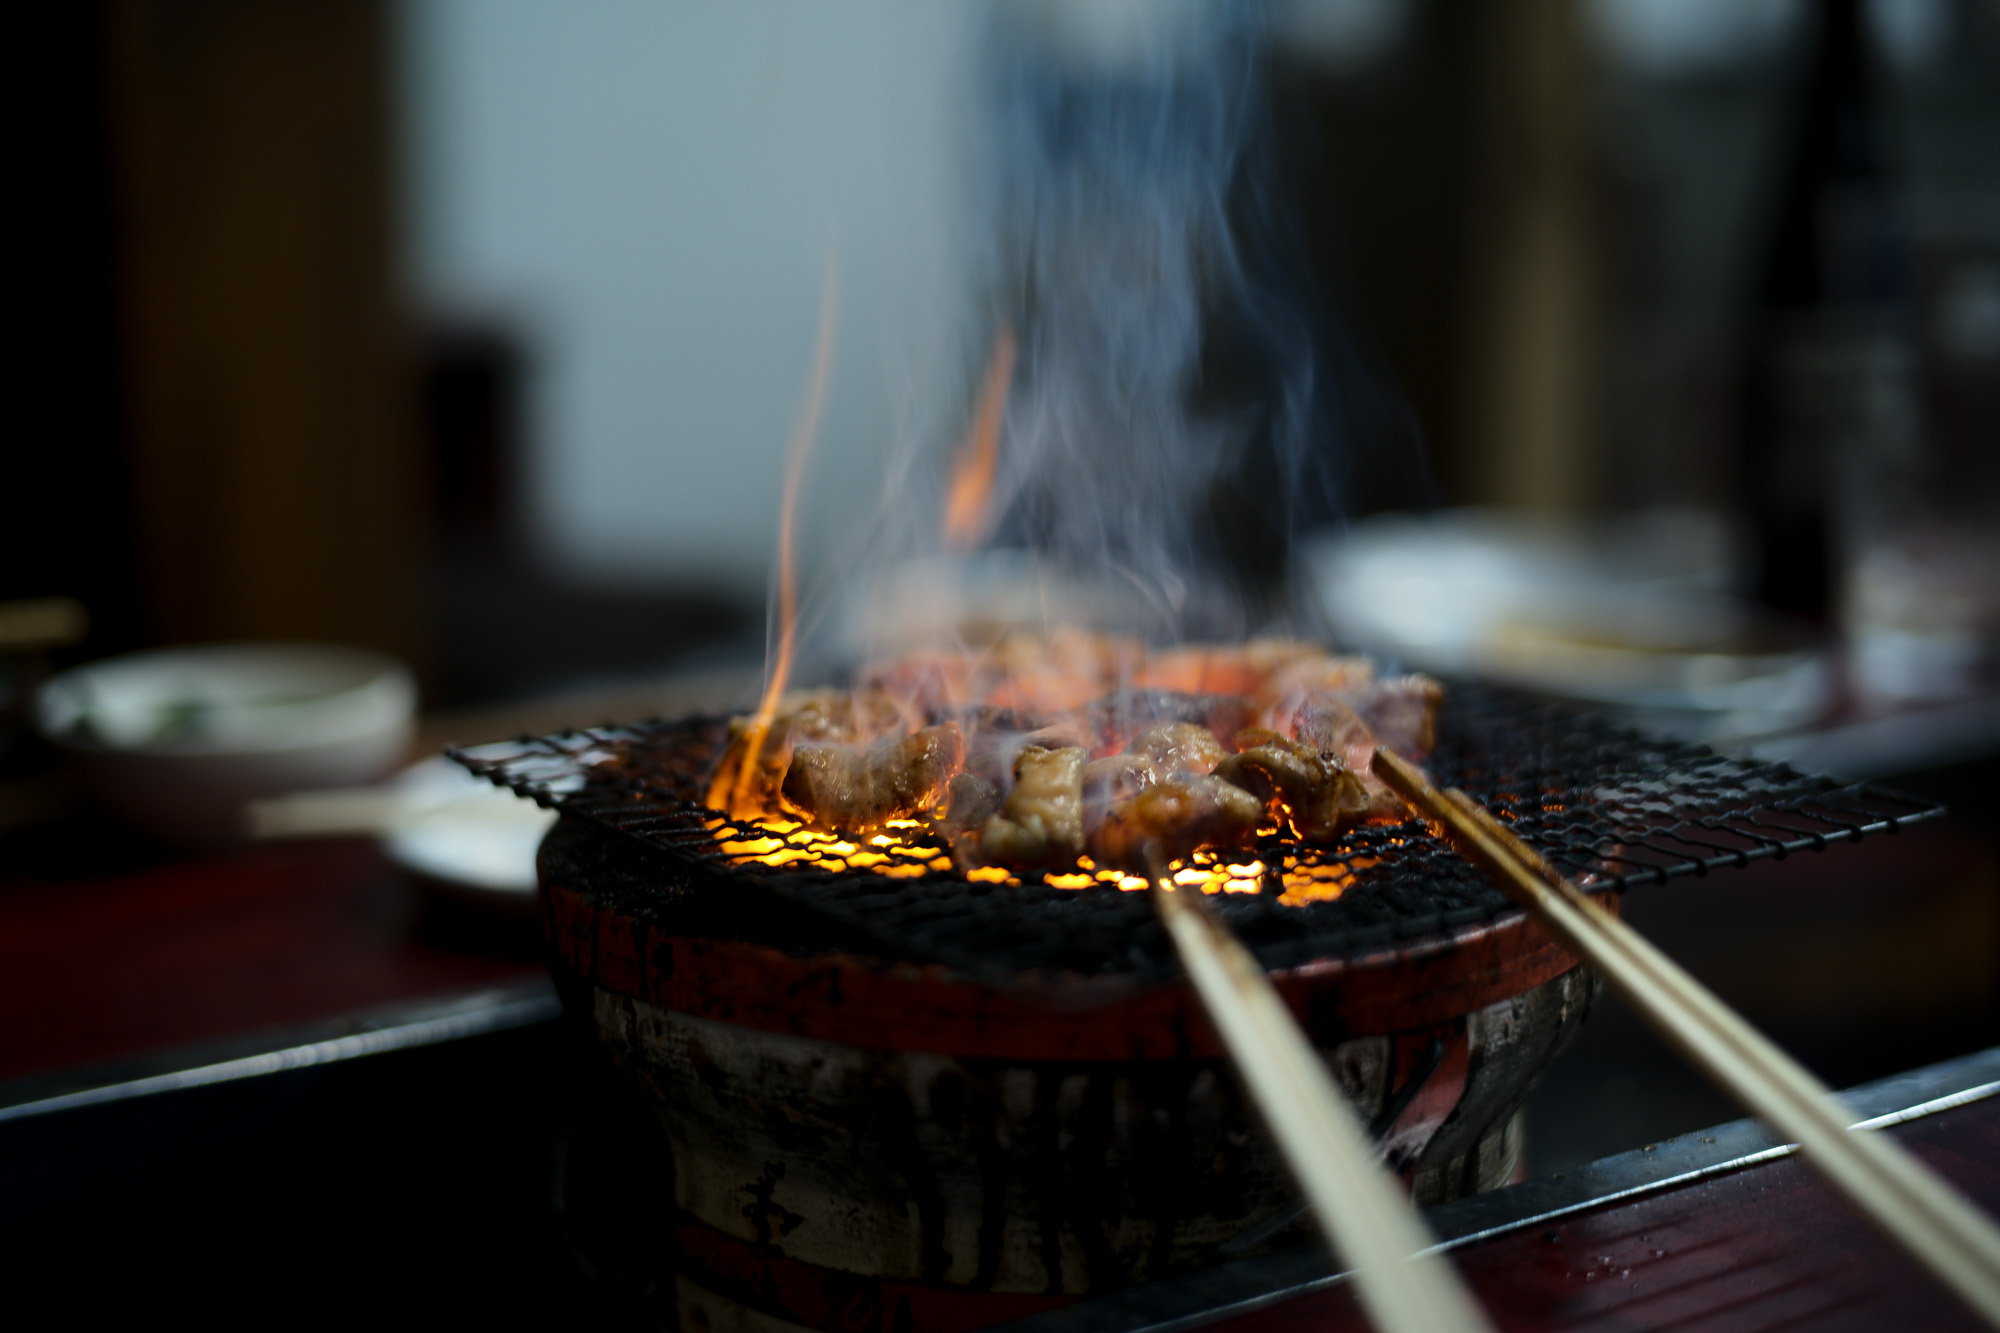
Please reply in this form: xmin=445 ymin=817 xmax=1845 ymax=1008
xmin=1 ymin=679 xmax=1994 ymax=1330
xmin=1005 ymin=1050 xmax=2000 ymax=1333
xmin=0 ymin=813 xmax=590 ymax=1327
xmin=1216 ymin=1099 xmax=2000 ymax=1331
xmin=0 ymin=813 xmax=542 ymax=1084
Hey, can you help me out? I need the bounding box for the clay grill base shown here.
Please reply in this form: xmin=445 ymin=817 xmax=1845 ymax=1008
xmin=540 ymin=817 xmax=1595 ymax=1330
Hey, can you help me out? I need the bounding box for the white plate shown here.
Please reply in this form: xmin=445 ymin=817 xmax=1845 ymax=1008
xmin=380 ymin=757 xmax=557 ymax=897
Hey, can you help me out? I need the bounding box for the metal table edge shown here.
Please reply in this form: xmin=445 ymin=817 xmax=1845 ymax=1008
xmin=0 ymin=974 xmax=563 ymax=1123
xmin=990 ymin=1043 xmax=2000 ymax=1333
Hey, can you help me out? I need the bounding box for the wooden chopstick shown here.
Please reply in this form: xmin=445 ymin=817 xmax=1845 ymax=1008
xmin=1147 ymin=852 xmax=1493 ymax=1333
xmin=1372 ymin=748 xmax=2000 ymax=1327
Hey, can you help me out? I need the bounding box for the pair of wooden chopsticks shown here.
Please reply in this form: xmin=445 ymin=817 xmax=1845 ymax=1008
xmin=1147 ymin=850 xmax=1495 ymax=1333
xmin=1371 ymin=747 xmax=2000 ymax=1328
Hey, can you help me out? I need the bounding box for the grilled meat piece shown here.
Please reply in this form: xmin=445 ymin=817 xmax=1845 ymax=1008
xmin=1090 ymin=774 xmax=1263 ymax=870
xmin=779 ymin=722 xmax=964 ymax=831
xmin=1286 ymin=697 xmax=1377 ymax=774
xmin=1214 ymin=729 xmax=1369 ymax=841
xmin=1251 ymin=654 xmax=1379 ymax=711
xmin=708 ymin=688 xmax=917 ymax=816
xmin=1259 ymin=673 xmax=1443 ymax=823
xmin=863 ymin=630 xmax=1144 ymax=716
xmin=1355 ymin=674 xmax=1444 ymax=759
xmin=962 ymin=723 xmax=1095 ymax=791
xmin=1130 ymin=721 xmax=1228 ymax=776
xmin=974 ymin=744 xmax=1087 ymax=868
xmin=1133 ymin=637 xmax=1329 ymax=696
xmin=716 ymin=648 xmax=1439 ymax=860
xmin=934 ymin=772 xmax=1001 ymax=840
xmin=1074 ymin=690 xmax=1253 ymax=757
xmin=981 ymin=631 xmax=1145 ymax=714
xmin=1279 ymin=701 xmax=1416 ymax=823
xmin=1264 ymin=675 xmax=1441 ymax=765
xmin=1082 ymin=722 xmax=1229 ymax=819
xmin=1082 ymin=752 xmax=1153 ymax=806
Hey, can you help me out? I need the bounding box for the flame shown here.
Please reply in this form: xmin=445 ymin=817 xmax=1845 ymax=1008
xmin=706 ymin=631 xmax=1398 ymax=904
xmin=940 ymin=326 xmax=1017 ymax=550
xmin=729 ymin=262 xmax=840 ymax=815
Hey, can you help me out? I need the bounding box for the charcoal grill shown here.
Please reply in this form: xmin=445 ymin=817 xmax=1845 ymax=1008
xmin=455 ymin=686 xmax=1944 ymax=1332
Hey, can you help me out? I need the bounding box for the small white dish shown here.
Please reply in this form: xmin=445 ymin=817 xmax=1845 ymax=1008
xmin=246 ymin=756 xmax=557 ymax=900
xmin=35 ymin=643 xmax=416 ymax=846
xmin=379 ymin=757 xmax=556 ymax=898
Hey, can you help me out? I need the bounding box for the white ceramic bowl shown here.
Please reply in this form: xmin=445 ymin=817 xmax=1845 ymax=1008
xmin=35 ymin=643 xmax=416 ymax=846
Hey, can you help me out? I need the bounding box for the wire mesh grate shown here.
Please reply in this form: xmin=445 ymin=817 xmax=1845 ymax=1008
xmin=454 ymin=686 xmax=1944 ymax=978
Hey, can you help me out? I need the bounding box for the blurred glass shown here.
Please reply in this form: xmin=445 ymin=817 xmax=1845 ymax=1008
xmin=1307 ymin=508 xmax=1832 ymax=744
xmin=1838 ymin=249 xmax=2000 ymax=701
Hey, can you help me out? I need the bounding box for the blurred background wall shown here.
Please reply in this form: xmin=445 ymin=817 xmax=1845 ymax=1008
xmin=9 ymin=0 xmax=1998 ymax=706
xmin=400 ymin=0 xmax=974 ymax=601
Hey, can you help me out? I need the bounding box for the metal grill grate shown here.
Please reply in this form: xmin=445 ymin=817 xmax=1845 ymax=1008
xmin=454 ymin=687 xmax=1944 ymax=979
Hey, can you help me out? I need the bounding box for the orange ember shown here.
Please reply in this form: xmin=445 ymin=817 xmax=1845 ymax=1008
xmin=705 ymin=806 xmax=1363 ymax=903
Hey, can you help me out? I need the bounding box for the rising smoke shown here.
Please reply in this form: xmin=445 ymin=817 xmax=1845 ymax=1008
xmin=816 ymin=0 xmax=1417 ymax=671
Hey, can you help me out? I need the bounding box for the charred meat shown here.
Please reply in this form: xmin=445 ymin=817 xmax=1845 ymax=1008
xmin=779 ymin=723 xmax=964 ymax=831
xmin=1261 ymin=674 xmax=1444 ymax=823
xmin=1355 ymin=674 xmax=1444 ymax=759
xmin=934 ymin=772 xmax=1002 ymax=841
xmin=707 ymin=688 xmax=917 ymax=816
xmin=711 ymin=639 xmax=1442 ymax=873
xmin=1082 ymin=722 xmax=1229 ymax=826
xmin=1073 ymin=690 xmax=1252 ymax=757
xmin=1214 ymin=729 xmax=1369 ymax=841
xmin=1090 ymin=774 xmax=1264 ymax=871
xmin=1127 ymin=721 xmax=1228 ymax=776
xmin=974 ymin=744 xmax=1088 ymax=868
